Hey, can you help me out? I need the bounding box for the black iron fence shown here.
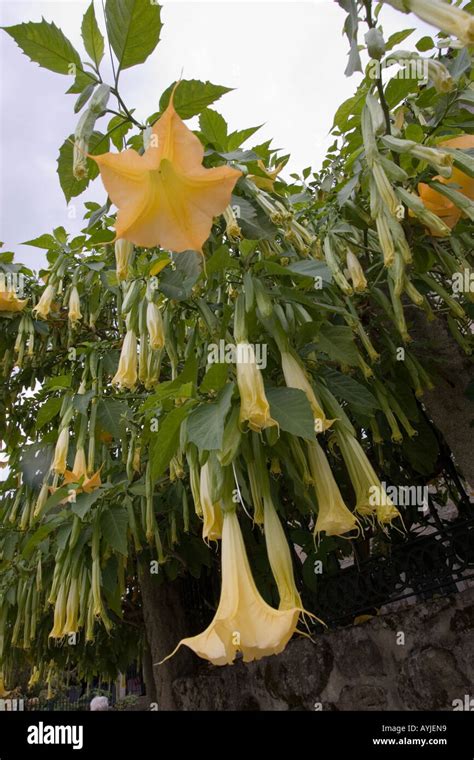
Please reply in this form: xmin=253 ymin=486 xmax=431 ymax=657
xmin=312 ymin=516 xmax=474 ymax=627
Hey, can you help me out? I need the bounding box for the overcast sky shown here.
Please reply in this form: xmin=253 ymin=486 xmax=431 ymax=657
xmin=0 ymin=0 xmax=430 ymax=271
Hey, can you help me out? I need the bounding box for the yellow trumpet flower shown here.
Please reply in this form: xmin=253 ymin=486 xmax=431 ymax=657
xmin=346 ymin=250 xmax=367 ymax=292
xmin=236 ymin=342 xmax=278 ymax=433
xmin=51 ymin=427 xmax=70 ymax=475
xmin=0 ymin=284 xmax=27 ymax=312
xmin=307 ymin=440 xmax=359 ymax=536
xmin=336 ymin=430 xmax=400 ymax=525
xmin=33 ymin=284 xmax=56 ymax=319
xmin=263 ymin=492 xmax=302 ymax=610
xmin=68 ymin=286 xmax=82 ymax=324
xmin=146 ymin=301 xmax=165 ymax=350
xmin=281 ymin=351 xmax=333 ymax=432
xmin=163 ymin=508 xmax=300 ymax=666
xmin=63 ymin=446 xmax=102 ymax=494
xmin=113 ymin=329 xmax=138 ymax=389
xmin=92 ymin=85 xmax=241 ymax=252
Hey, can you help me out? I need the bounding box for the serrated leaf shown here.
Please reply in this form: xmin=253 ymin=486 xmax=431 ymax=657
xmin=3 ymin=19 xmax=82 ymax=75
xmin=199 ymin=109 xmax=228 ymax=150
xmin=105 ymin=0 xmax=162 ymax=72
xmin=57 ymin=131 xmax=110 ymax=203
xmin=100 ymin=505 xmax=129 ymax=555
xmin=266 ymin=387 xmax=316 ymax=441
xmin=227 ymin=125 xmax=263 ymax=151
xmin=81 ymin=2 xmax=104 ymax=66
xmin=22 ymin=234 xmax=59 ymax=250
xmin=159 ymin=79 xmax=233 ymax=120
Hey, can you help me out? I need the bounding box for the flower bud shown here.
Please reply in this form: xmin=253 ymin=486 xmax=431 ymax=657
xmin=345 ymin=250 xmax=367 ymax=292
xmin=115 ymin=239 xmax=134 ymax=282
xmin=365 ymin=27 xmax=386 ymax=59
xmin=146 ymin=302 xmax=165 ymax=350
xmin=68 ymin=286 xmax=82 ymax=324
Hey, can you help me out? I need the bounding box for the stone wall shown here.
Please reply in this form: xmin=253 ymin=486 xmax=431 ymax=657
xmin=171 ymin=587 xmax=474 ymax=710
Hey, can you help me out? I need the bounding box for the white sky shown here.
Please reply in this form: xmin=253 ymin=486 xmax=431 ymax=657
xmin=0 ymin=0 xmax=430 ymax=271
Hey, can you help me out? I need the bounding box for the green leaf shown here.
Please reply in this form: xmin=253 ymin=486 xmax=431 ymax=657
xmin=96 ymin=398 xmax=130 ymax=439
xmin=385 ymin=74 xmax=419 ymax=109
xmin=199 ymin=109 xmax=228 ymax=150
xmin=105 ymin=0 xmax=162 ymax=72
xmin=81 ymin=1 xmax=104 ymax=66
xmin=57 ymin=131 xmax=110 ymax=203
xmin=22 ymin=515 xmax=66 ymax=560
xmin=74 ymin=83 xmax=96 ymax=113
xmin=266 ymin=387 xmax=316 ymax=441
xmin=159 ymin=251 xmax=201 ymax=300
xmin=317 ymin=325 xmax=359 ymax=366
xmin=108 ymin=113 xmax=133 ymax=150
xmin=227 ymin=125 xmax=263 ymax=151
xmin=71 ymin=489 xmax=103 ymax=519
xmin=37 ymin=396 xmax=63 ymax=429
xmin=231 ymin=195 xmax=275 ymax=240
xmin=22 ymin=234 xmax=59 ymax=250
xmin=101 ymin=505 xmax=129 ymax=555
xmin=186 ymin=384 xmax=234 ymax=451
xmin=416 ymin=36 xmax=434 ymax=52
xmin=385 ymin=28 xmax=415 ymax=51
xmin=206 ymin=245 xmax=239 ymax=275
xmin=199 ymin=362 xmax=229 ymax=393
xmin=321 ymin=368 xmax=380 ymax=415
xmin=159 ymin=79 xmax=233 ymax=120
xmin=72 ymin=390 xmax=95 ymax=415
xmin=2 ymin=19 xmax=83 ymax=75
xmin=45 ymin=375 xmax=71 ymax=390
xmin=150 ymin=404 xmax=192 ymax=482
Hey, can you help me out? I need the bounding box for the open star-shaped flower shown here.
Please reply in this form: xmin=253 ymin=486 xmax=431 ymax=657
xmin=92 ymin=86 xmax=242 ymax=252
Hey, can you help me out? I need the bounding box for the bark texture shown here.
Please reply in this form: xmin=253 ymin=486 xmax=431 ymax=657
xmin=138 ymin=563 xmax=200 ymax=709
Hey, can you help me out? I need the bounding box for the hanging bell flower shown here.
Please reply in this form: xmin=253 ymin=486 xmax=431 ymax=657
xmin=33 ymin=284 xmax=56 ymax=319
xmin=68 ymin=286 xmax=82 ymax=324
xmin=162 ymin=506 xmax=301 ymax=666
xmin=336 ymin=429 xmax=400 ymax=526
xmin=146 ymin=301 xmax=165 ymax=350
xmin=281 ymin=350 xmax=333 ymax=432
xmin=307 ymin=440 xmax=359 ymax=537
xmin=51 ymin=427 xmax=70 ymax=475
xmin=112 ymin=329 xmax=138 ymax=389
xmin=236 ymin=342 xmax=278 ymax=433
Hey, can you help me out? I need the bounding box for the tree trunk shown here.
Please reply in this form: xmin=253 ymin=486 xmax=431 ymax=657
xmin=138 ymin=562 xmax=200 ymax=709
xmin=412 ymin=312 xmax=474 ymax=488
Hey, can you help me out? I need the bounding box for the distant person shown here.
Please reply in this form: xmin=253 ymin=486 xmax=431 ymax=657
xmin=90 ymin=696 xmax=109 ymax=711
